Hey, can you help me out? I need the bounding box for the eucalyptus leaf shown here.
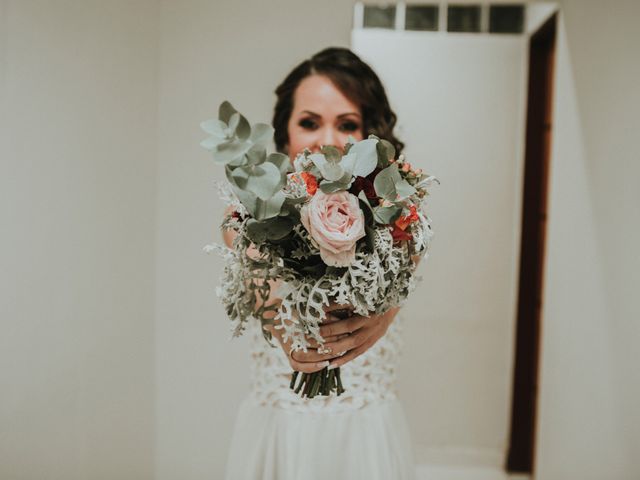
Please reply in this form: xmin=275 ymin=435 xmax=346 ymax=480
xmin=308 ymin=153 xmax=326 ymax=170
xmin=348 ymin=138 xmax=378 ymax=177
xmin=212 ymin=139 xmax=252 ymax=165
xmin=321 ymin=145 xmax=342 ymax=162
xmin=323 ymin=163 xmax=344 ymax=181
xmin=200 ymin=119 xmax=227 ymax=139
xmin=309 ymin=153 xmax=344 ymax=181
xmin=231 ymin=162 xmax=282 ymax=200
xmin=219 ymin=101 xmax=236 ymax=124
xmin=235 ymin=113 xmax=251 ymax=140
xmin=251 ymin=123 xmax=274 ymax=147
xmin=377 ymin=139 xmax=396 ymax=164
xmin=395 ymin=179 xmax=417 ymax=200
xmin=245 ymin=145 xmax=267 ymax=165
xmin=227 ymin=169 xmax=284 ymax=220
xmin=228 ymin=112 xmax=240 ymax=133
xmin=266 ymin=152 xmax=292 ymax=176
xmin=245 ymin=219 xmax=267 ymax=243
xmin=373 ymin=205 xmax=402 ymax=224
xmin=319 ymin=181 xmax=348 ymax=194
xmin=200 ymin=136 xmax=223 ymax=150
xmin=228 ymin=182 xmax=257 ymax=216
xmin=343 ymin=134 xmax=357 ymax=155
xmin=337 ymin=169 xmax=353 ymax=185
xmin=309 ymin=153 xmax=344 ymax=182
xmin=246 ymin=216 xmax=294 ymax=243
xmin=373 ymin=163 xmax=400 ymax=200
xmin=283 ymin=203 xmax=302 ymax=224
xmin=254 ymin=191 xmax=286 ymax=220
xmin=339 ymin=152 xmax=357 ymax=176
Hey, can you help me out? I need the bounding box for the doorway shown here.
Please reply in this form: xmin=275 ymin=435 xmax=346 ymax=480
xmin=506 ymin=12 xmax=558 ymax=475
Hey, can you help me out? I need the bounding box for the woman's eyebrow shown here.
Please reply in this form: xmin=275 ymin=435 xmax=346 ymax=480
xmin=301 ymin=110 xmax=361 ymax=118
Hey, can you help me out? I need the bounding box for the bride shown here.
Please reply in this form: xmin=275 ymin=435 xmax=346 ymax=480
xmin=223 ymin=47 xmax=417 ymax=480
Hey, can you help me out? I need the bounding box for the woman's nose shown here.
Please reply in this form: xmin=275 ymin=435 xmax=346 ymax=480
xmin=314 ymin=127 xmax=338 ymax=152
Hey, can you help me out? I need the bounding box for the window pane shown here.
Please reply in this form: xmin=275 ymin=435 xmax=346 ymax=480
xmin=489 ymin=5 xmax=525 ymax=34
xmin=363 ymin=5 xmax=396 ymax=29
xmin=405 ymin=5 xmax=439 ymax=31
xmin=447 ymin=5 xmax=481 ymax=33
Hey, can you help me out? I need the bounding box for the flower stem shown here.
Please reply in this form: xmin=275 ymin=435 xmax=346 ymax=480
xmin=289 ymin=366 xmax=345 ymax=398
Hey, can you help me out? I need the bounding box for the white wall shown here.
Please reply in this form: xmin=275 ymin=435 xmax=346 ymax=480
xmin=535 ymin=1 xmax=640 ymax=479
xmin=3 ymin=1 xmax=638 ymax=479
xmin=0 ymin=1 xmax=158 ymax=478
xmin=352 ymin=29 xmax=528 ymax=469
xmin=154 ymin=1 xmax=355 ymax=478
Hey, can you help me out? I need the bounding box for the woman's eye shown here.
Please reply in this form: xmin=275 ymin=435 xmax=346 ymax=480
xmin=299 ymin=119 xmax=318 ymax=130
xmin=339 ymin=122 xmax=359 ymax=132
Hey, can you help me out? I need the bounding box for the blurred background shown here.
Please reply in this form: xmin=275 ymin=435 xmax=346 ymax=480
xmin=1 ymin=1 xmax=638 ymax=479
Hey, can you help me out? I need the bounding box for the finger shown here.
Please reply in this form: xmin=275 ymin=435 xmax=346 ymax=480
xmin=305 ymin=333 xmax=348 ymax=348
xmin=289 ymin=357 xmax=332 ymax=373
xmin=290 ymin=346 xmax=347 ymax=363
xmin=328 ymin=339 xmax=374 ymax=369
xmin=319 ymin=328 xmax=374 ymax=356
xmin=319 ymin=315 xmax=369 ymax=338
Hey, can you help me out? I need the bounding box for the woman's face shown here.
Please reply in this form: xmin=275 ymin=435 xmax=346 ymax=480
xmin=286 ymin=74 xmax=364 ymax=161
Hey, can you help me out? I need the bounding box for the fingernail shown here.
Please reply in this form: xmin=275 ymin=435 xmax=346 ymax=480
xmin=316 ymin=361 xmax=330 ymax=368
xmin=328 ymin=363 xmax=338 ymax=370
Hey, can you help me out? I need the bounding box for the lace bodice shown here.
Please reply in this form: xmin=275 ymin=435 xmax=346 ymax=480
xmin=246 ymin=314 xmax=405 ymax=413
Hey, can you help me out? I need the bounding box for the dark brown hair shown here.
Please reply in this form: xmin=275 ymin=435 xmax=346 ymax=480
xmin=272 ymin=47 xmax=405 ymax=157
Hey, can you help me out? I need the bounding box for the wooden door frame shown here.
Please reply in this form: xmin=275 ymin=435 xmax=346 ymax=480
xmin=506 ymin=12 xmax=558 ymax=475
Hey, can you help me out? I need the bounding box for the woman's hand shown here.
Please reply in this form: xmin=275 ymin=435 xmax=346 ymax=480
xmin=262 ymin=301 xmax=390 ymax=372
xmin=318 ymin=305 xmax=401 ymax=369
xmin=264 ymin=302 xmax=401 ymax=372
xmin=263 ymin=310 xmax=350 ymax=374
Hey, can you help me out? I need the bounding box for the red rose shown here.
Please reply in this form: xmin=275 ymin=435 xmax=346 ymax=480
xmin=349 ymin=167 xmax=382 ymax=204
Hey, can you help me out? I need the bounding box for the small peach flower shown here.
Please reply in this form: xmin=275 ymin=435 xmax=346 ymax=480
xmin=394 ymin=205 xmax=419 ymax=231
xmin=300 ymin=172 xmax=318 ymax=196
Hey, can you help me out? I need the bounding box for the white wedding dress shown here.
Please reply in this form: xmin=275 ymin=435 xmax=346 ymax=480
xmin=224 ymin=313 xmax=416 ymax=480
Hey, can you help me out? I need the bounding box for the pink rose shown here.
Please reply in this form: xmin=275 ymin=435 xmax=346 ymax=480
xmin=300 ymin=190 xmax=366 ymax=267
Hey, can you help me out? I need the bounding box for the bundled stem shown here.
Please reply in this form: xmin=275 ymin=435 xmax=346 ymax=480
xmin=289 ymin=366 xmax=346 ymax=399
xmin=288 ymin=307 xmax=350 ymax=398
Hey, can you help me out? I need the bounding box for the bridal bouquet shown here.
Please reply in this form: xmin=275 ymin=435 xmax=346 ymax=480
xmin=202 ymin=101 xmax=438 ymax=398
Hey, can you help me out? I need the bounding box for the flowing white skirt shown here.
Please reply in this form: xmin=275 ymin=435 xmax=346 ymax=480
xmin=224 ymin=395 xmax=416 ymax=480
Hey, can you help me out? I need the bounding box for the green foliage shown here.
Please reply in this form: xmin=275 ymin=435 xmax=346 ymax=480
xmin=376 ymin=138 xmax=396 ymax=168
xmin=373 ymin=163 xmax=416 ymax=202
xmin=373 ymin=204 xmax=402 ymax=224
xmin=305 ymin=139 xmax=379 ymax=194
xmin=246 ymin=217 xmax=294 ymax=243
xmin=202 ymin=101 xmax=292 ymax=220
